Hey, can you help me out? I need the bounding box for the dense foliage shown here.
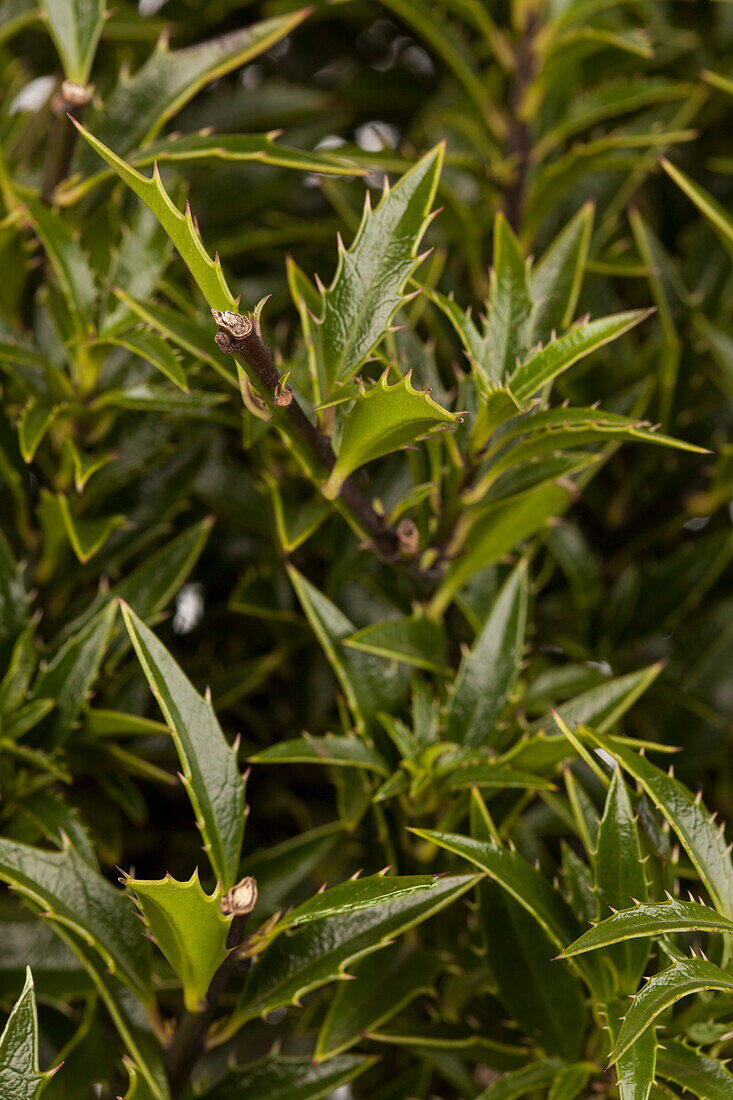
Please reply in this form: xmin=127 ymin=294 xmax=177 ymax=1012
xmin=0 ymin=1 xmax=732 ymax=1098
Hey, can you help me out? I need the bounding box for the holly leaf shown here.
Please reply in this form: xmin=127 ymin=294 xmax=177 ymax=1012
xmin=273 ymin=872 xmax=438 ymax=931
xmin=0 ymin=968 xmax=57 ymax=1099
xmin=323 ymin=371 xmax=459 ymax=497
xmin=202 ymin=1053 xmax=374 ymax=1100
xmin=344 ymin=612 xmax=449 ymax=675
xmin=250 ymin=734 xmax=389 ymax=775
xmin=126 ymin=871 xmax=231 ymax=1012
xmin=561 ymin=900 xmax=733 ymax=958
xmin=657 ymin=1039 xmax=733 ymax=1100
xmin=39 ymin=0 xmax=105 ymax=84
xmin=121 ymin=603 xmax=247 ymax=891
xmin=483 ymin=214 xmax=533 ymax=388
xmin=18 ymin=400 xmax=65 ymax=463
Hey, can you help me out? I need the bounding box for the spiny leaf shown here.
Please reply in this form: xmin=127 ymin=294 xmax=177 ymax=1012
xmin=531 ymin=202 xmax=594 ymax=342
xmin=611 ymin=959 xmax=733 ymax=1065
xmin=322 ymin=370 xmax=459 ymax=498
xmin=121 ymin=603 xmax=246 ymax=891
xmin=0 ymin=968 xmax=57 ymax=1099
xmin=316 ymin=144 xmax=443 ymax=391
xmin=39 ymin=0 xmax=105 ymax=84
xmin=483 ymin=214 xmax=533 ymax=388
xmin=344 ymin=612 xmax=449 ymax=675
xmin=203 ymin=1053 xmax=374 ymax=1100
xmin=126 ymin=870 xmax=231 ymax=1012
xmin=547 ymin=1063 xmax=594 ymax=1100
xmin=476 ymin=1061 xmax=564 ymax=1099
xmin=73 ymin=122 xmax=237 ymax=310
xmin=250 ymin=734 xmax=389 ymax=775
xmin=562 ymin=899 xmax=733 ymax=957
xmin=273 ymin=873 xmax=438 ymax=931
xmin=657 ymin=1038 xmax=733 ymax=1100
xmin=27 ymin=201 xmax=96 ymax=334
xmin=606 ymin=996 xmax=657 ymax=1100
xmin=99 ymin=329 xmax=188 ymax=392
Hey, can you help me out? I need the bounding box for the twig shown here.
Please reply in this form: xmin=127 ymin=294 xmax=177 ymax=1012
xmin=41 ymin=81 xmax=90 ymax=204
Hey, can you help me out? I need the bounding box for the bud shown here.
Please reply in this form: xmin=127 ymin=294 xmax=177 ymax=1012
xmin=221 ymin=876 xmax=258 ymax=917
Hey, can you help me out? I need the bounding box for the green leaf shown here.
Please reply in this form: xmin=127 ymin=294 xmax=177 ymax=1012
xmin=250 ymin=734 xmax=389 ymax=775
xmin=657 ymin=1039 xmax=733 ymax=1100
xmin=274 ymin=872 xmax=438 ymax=931
xmin=74 ymin=123 xmax=238 ymax=310
xmin=445 ymin=561 xmax=528 ymax=747
xmin=100 ymin=330 xmax=188 ymax=392
xmin=538 ymin=663 xmax=664 ymax=737
xmin=323 ymin=371 xmax=458 ymax=498
xmin=606 ymin=997 xmax=657 ymax=1100
xmin=476 ymin=1061 xmax=563 ymax=1100
xmin=126 ymin=871 xmax=230 ymax=1012
xmin=441 ymin=762 xmax=555 ymax=792
xmin=548 ymin=1064 xmax=593 ymax=1100
xmin=578 ymin=727 xmax=733 ymax=919
xmin=508 ymin=311 xmax=651 ymax=404
xmin=595 ymin=769 xmax=650 ymax=991
xmin=31 ymin=601 xmax=117 ymax=749
xmin=0 ymin=838 xmax=152 ymax=1000
xmin=57 ymin=494 xmax=126 ymax=563
xmin=661 ymin=158 xmax=733 ymax=250
xmin=483 ymin=214 xmax=533 ymax=388
xmin=0 ymin=530 xmax=31 ymax=652
xmin=39 ymin=0 xmax=104 ymax=84
xmin=530 ymin=202 xmax=594 ymax=343
xmin=27 ymin=201 xmax=96 ymax=334
xmin=0 ymin=968 xmax=55 ymax=1099
xmin=0 ymin=1 xmax=38 ymax=46
xmin=18 ymin=400 xmax=64 ymax=463
xmin=202 ymin=1053 xmax=373 ymax=1100
xmin=316 ymin=945 xmax=440 ymax=1059
xmin=231 ymin=874 xmax=477 ymax=1025
xmin=562 ymin=900 xmax=733 ymax=958
xmin=115 ymin=516 xmax=214 ymax=619
xmin=241 ymin=822 xmax=344 ymax=921
xmin=286 ymin=565 xmax=403 ymax=737
xmin=121 ymin=603 xmax=246 ymax=891
xmin=344 ymin=613 xmax=449 ymax=675
xmin=120 ymin=1061 xmax=158 ymax=1100
xmin=316 ymin=145 xmax=443 ymax=391
xmin=611 ymin=959 xmax=733 ymax=1065
xmin=77 ymin=10 xmax=311 ymax=164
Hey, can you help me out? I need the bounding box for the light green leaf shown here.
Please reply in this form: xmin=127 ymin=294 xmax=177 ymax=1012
xmin=101 ymin=330 xmax=188 ymax=392
xmin=316 ymin=145 xmax=443 ymax=391
xmin=121 ymin=603 xmax=246 ymax=891
xmin=0 ymin=838 xmax=152 ymax=1000
xmin=94 ymin=384 xmax=227 ymax=414
xmin=538 ymin=663 xmax=664 ymax=736
xmin=548 ymin=1064 xmax=593 ymax=1100
xmin=476 ymin=1061 xmax=563 ymax=1100
xmin=578 ymin=727 xmax=733 ymax=919
xmin=126 ymin=871 xmax=231 ymax=1012
xmin=657 ymin=1038 xmax=733 ymax=1100
xmin=611 ymin=959 xmax=733 ymax=1065
xmin=74 ymin=123 xmax=237 ymax=310
xmin=57 ymin=494 xmax=126 ymax=563
xmin=274 ymin=873 xmax=438 ymax=931
xmin=39 ymin=0 xmax=105 ymax=84
xmin=27 ymin=201 xmax=96 ymax=334
xmin=531 ymin=202 xmax=594 ymax=343
xmin=32 ymin=601 xmax=117 ymax=749
xmin=18 ymin=400 xmax=65 ymax=463
xmin=232 ymin=874 xmax=477 ymax=1025
xmin=323 ymin=371 xmax=458 ymax=498
xmin=595 ymin=769 xmax=650 ymax=991
xmin=661 ymin=158 xmax=733 ymax=250
xmin=484 ymin=214 xmax=533 ymax=388
xmin=0 ymin=968 xmax=56 ymax=1099
xmin=203 ymin=1053 xmax=373 ymax=1100
xmin=77 ymin=10 xmax=311 ymax=163
xmin=445 ymin=561 xmax=528 ymax=747
xmin=508 ymin=310 xmax=651 ymax=404
xmin=268 ymin=481 xmax=330 ymax=553
xmin=344 ymin=612 xmax=449 ymax=674
xmin=120 ymin=1060 xmax=157 ymax=1100
xmin=562 ymin=900 xmax=733 ymax=958
xmin=441 ymin=762 xmax=555 ymax=792
xmin=20 ymin=790 xmax=97 ymax=868
xmin=250 ymin=734 xmax=389 ymax=775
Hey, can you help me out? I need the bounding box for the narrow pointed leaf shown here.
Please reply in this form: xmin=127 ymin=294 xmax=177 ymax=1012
xmin=0 ymin=968 xmax=54 ymax=1099
xmin=657 ymin=1039 xmax=733 ymax=1100
xmin=204 ymin=1053 xmax=374 ymax=1100
xmin=484 ymin=214 xmax=533 ymax=387
xmin=57 ymin=495 xmax=126 ymax=563
xmin=661 ymin=158 xmax=733 ymax=248
xmin=476 ymin=1061 xmax=563 ymax=1099
xmin=39 ymin=0 xmax=105 ymax=83
xmin=531 ymin=202 xmax=594 ymax=342
xmin=102 ymin=330 xmax=188 ymax=391
xmin=445 ymin=561 xmax=528 ymax=746
xmin=27 ymin=201 xmax=96 ymax=333
xmin=275 ymin=873 xmax=438 ymax=931
xmin=0 ymin=530 xmax=31 ymax=651
xmin=539 ymin=664 xmax=664 ymax=736
xmin=317 ymin=145 xmax=443 ymax=390
xmin=548 ymin=1064 xmax=593 ymax=1100
xmin=18 ymin=400 xmax=64 ymax=463
xmin=250 ymin=734 xmax=389 ymax=774
xmin=562 ymin=900 xmax=733 ymax=957
xmin=323 ymin=372 xmax=458 ymax=497
xmin=127 ymin=871 xmax=231 ymax=1012
xmin=611 ymin=959 xmax=733 ymax=1064
xmin=121 ymin=603 xmax=246 ymax=891
xmin=344 ymin=614 xmax=449 ymax=674
xmin=606 ymin=997 xmax=657 ymax=1100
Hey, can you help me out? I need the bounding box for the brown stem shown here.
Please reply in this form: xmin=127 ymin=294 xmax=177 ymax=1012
xmin=212 ymin=310 xmax=410 ymax=565
xmin=164 ymin=878 xmax=257 ymax=1097
xmin=504 ymin=14 xmax=539 ymax=232
xmin=41 ymin=81 xmax=90 ymax=204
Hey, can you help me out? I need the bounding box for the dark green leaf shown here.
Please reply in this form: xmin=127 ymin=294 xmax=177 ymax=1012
xmin=203 ymin=1054 xmax=373 ymax=1100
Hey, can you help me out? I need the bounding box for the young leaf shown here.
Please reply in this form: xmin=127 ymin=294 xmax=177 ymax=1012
xmin=39 ymin=0 xmax=105 ymax=84
xmin=508 ymin=310 xmax=651 ymax=404
xmin=250 ymin=734 xmax=389 ymax=775
xmin=445 ymin=561 xmax=528 ymax=747
xmin=578 ymin=727 xmax=733 ymax=919
xmin=611 ymin=959 xmax=733 ymax=1064
xmin=562 ymin=900 xmax=733 ymax=958
xmin=595 ymin=769 xmax=650 ymax=991
xmin=74 ymin=123 xmax=238 ymax=311
xmin=531 ymin=202 xmax=594 ymax=343
xmin=322 ymin=371 xmax=459 ymax=498
xmin=232 ymin=874 xmax=477 ymax=1025
xmin=344 ymin=613 xmax=449 ymax=675
xmin=316 ymin=145 xmax=443 ymax=391
xmin=121 ymin=602 xmax=247 ymax=891
xmin=273 ymin=873 xmax=438 ymax=930
xmin=0 ymin=968 xmax=56 ymax=1098
xmin=316 ymin=945 xmax=440 ymax=1059
xmin=204 ymin=1053 xmax=373 ymax=1100
xmin=476 ymin=1061 xmax=564 ymax=1100
xmin=483 ymin=214 xmax=533 ymax=387
xmin=0 ymin=838 xmax=152 ymax=1000
xmin=126 ymin=871 xmax=231 ymax=1012
xmin=657 ymin=1038 xmax=733 ymax=1100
